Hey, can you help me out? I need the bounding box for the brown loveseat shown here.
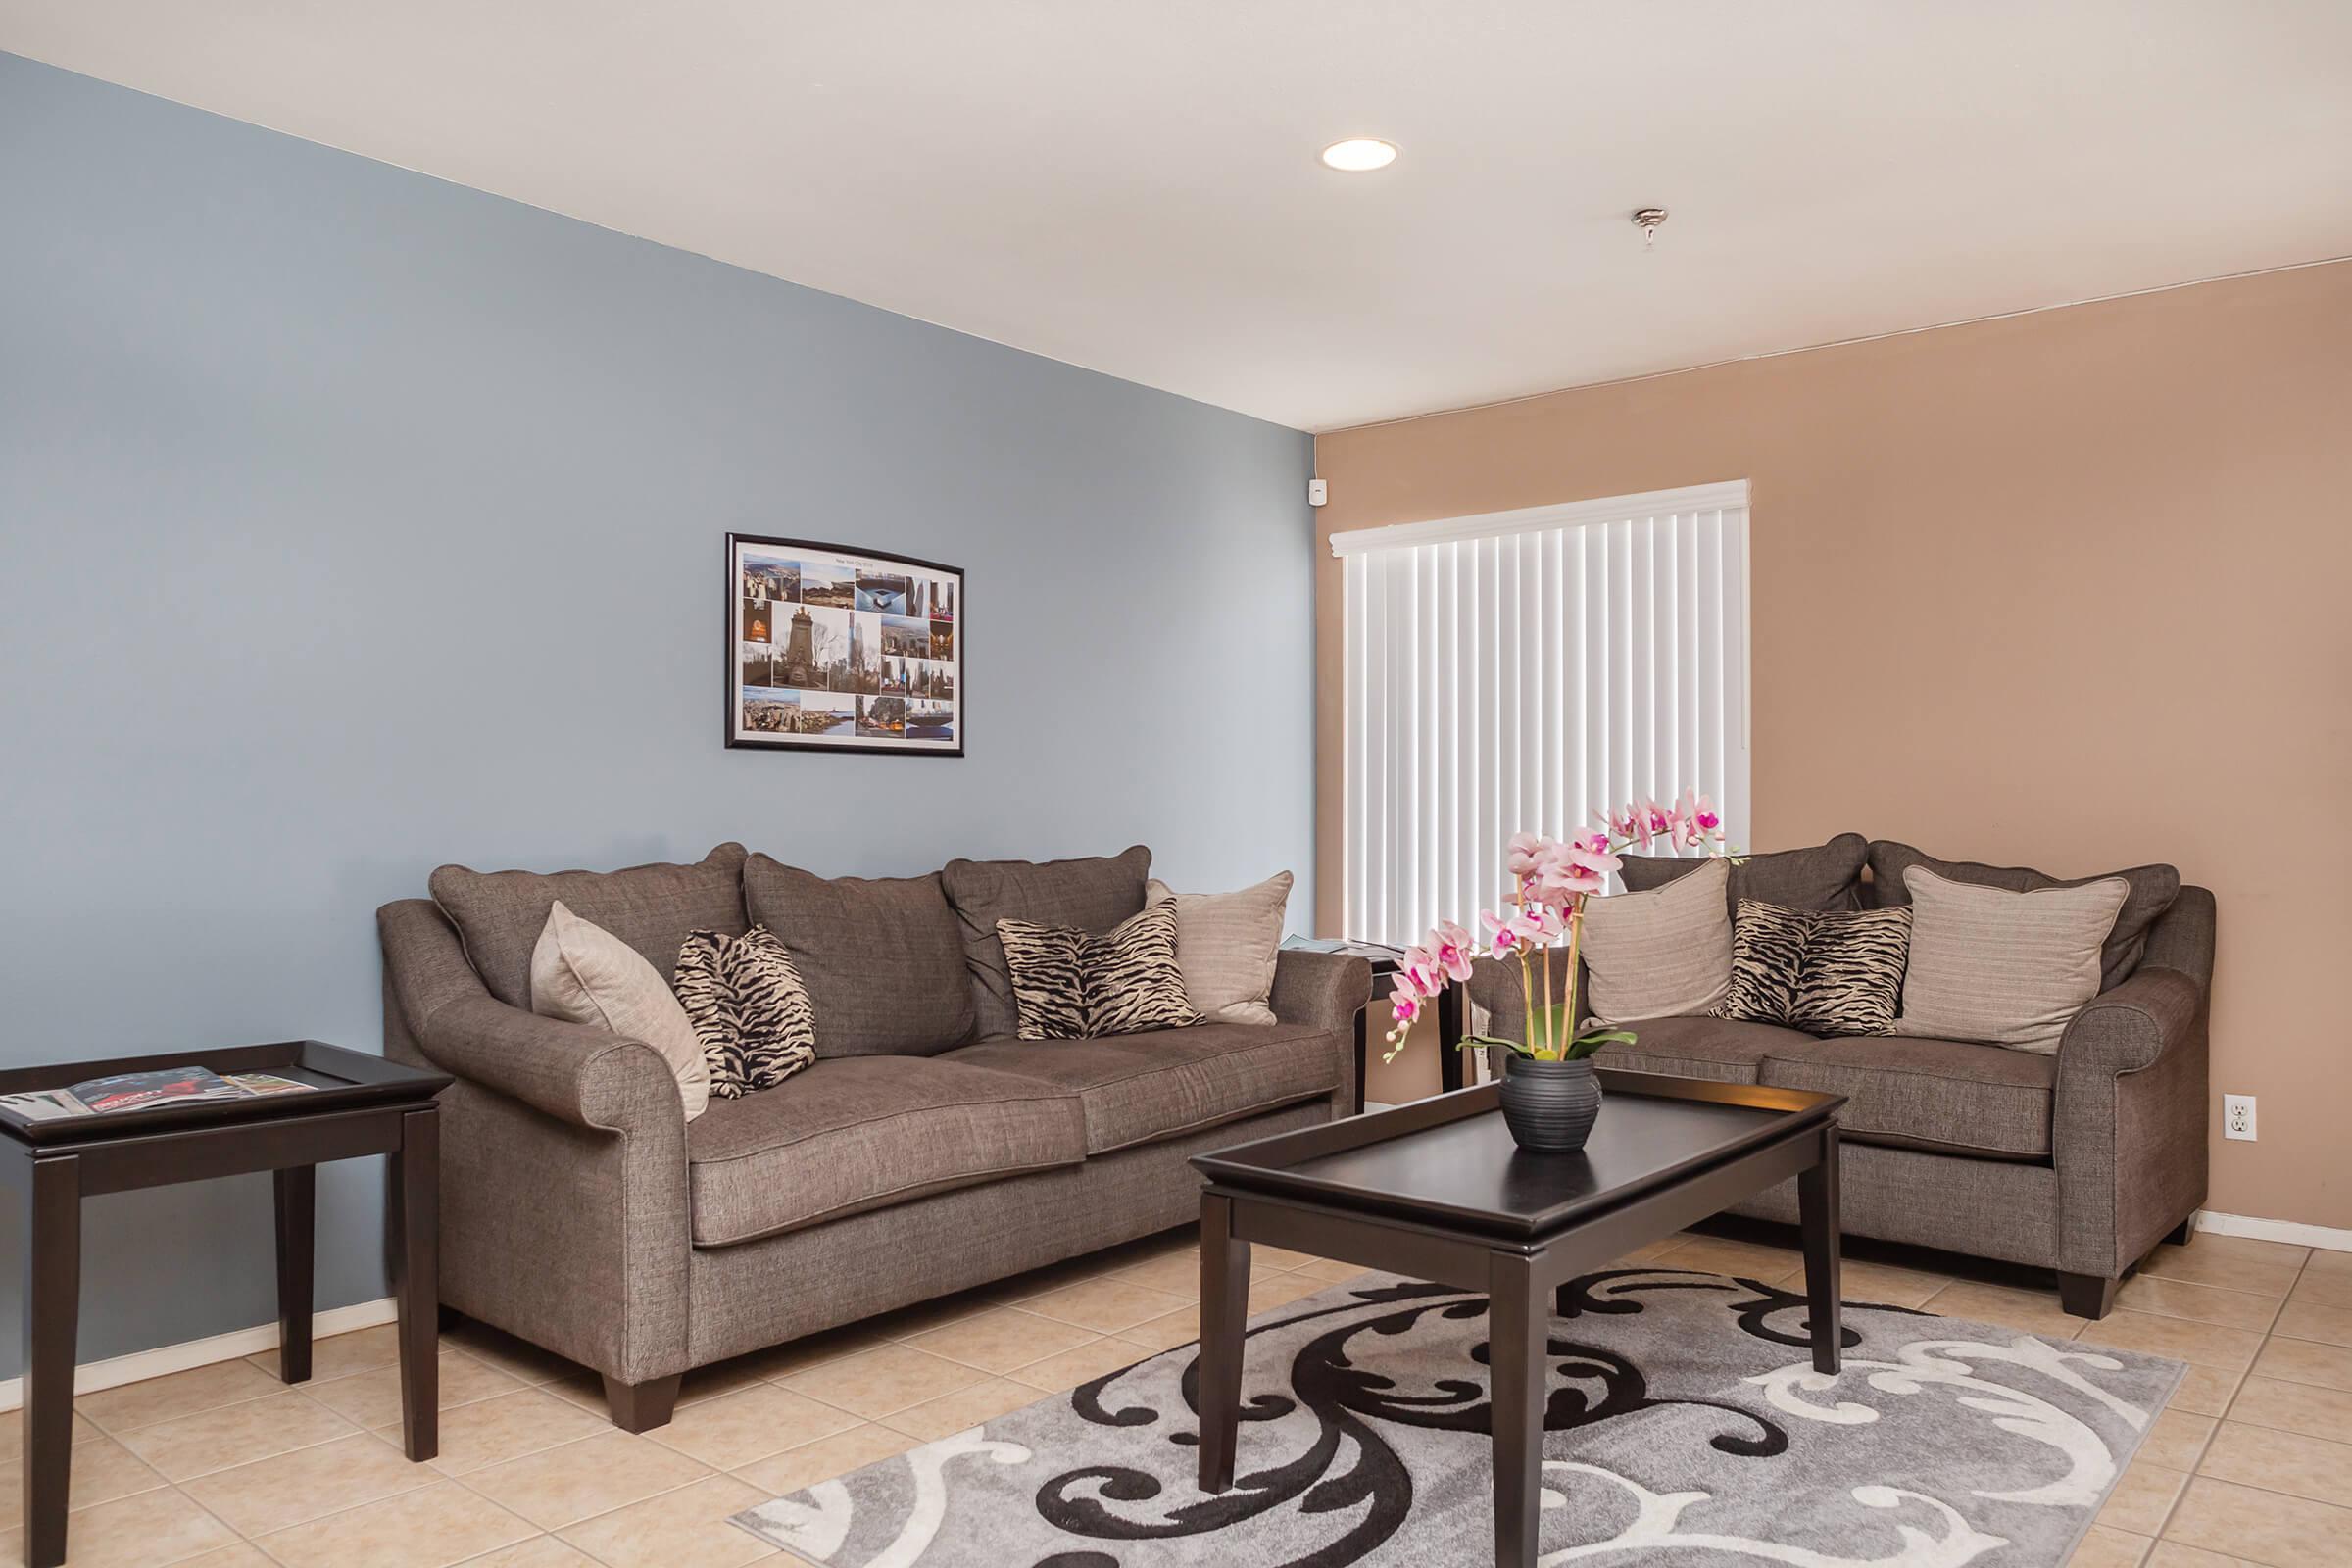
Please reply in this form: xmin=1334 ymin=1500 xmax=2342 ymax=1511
xmin=377 ymin=842 xmax=1369 ymax=1431
xmin=1471 ymin=835 xmax=2215 ymax=1319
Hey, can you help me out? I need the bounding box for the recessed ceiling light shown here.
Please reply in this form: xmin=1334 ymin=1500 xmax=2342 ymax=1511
xmin=1320 ymin=138 xmax=1397 ymax=172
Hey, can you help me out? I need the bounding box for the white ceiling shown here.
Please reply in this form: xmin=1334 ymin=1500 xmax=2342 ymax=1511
xmin=8 ymin=2 xmax=2351 ymax=431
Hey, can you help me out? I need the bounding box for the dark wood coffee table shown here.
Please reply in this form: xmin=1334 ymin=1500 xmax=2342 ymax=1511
xmin=1189 ymin=1070 xmax=1846 ymax=1567
xmin=0 ymin=1041 xmax=449 ymax=1568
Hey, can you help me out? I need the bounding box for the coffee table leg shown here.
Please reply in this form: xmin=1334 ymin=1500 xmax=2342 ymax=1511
xmin=1489 ymin=1250 xmax=1544 ymax=1568
xmin=389 ymin=1105 xmax=440 ymax=1460
xmin=1196 ymin=1192 xmax=1250 ymax=1492
xmin=1798 ymin=1124 xmax=1843 ymax=1375
xmin=22 ymin=1152 xmax=81 ymax=1568
xmin=275 ymin=1165 xmax=316 ymax=1383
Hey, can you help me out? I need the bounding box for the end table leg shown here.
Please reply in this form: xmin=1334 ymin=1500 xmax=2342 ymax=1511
xmin=1196 ymin=1192 xmax=1250 ymax=1493
xmin=1797 ymin=1125 xmax=1843 ymax=1375
xmin=1351 ymin=1006 xmax=1369 ymax=1116
xmin=1489 ymin=1250 xmax=1544 ymax=1568
xmin=23 ymin=1153 xmax=81 ymax=1568
xmin=389 ymin=1105 xmax=440 ymax=1460
xmin=1438 ymin=981 xmax=1467 ymax=1093
xmin=274 ymin=1165 xmax=316 ymax=1383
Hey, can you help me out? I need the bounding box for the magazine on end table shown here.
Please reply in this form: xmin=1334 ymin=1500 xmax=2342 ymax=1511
xmin=0 ymin=1066 xmax=317 ymax=1121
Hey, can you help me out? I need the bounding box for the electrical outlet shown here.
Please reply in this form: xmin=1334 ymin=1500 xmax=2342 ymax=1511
xmin=2224 ymin=1094 xmax=2257 ymax=1141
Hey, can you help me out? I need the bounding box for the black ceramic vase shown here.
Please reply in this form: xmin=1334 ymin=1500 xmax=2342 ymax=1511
xmin=1499 ymin=1054 xmax=1603 ymax=1152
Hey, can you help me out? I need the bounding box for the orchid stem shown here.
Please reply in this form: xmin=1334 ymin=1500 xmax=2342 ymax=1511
xmin=1563 ymin=901 xmax=1584 ymax=1052
xmin=1540 ymin=934 xmax=1555 ymax=1058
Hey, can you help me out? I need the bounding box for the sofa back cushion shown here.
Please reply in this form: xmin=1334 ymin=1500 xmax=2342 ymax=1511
xmin=741 ymin=855 xmax=974 ymax=1055
xmin=1867 ymin=840 xmax=2180 ymax=990
xmin=1892 ymin=867 xmax=2131 ymax=1054
xmin=1619 ymin=833 xmax=1868 ymax=914
xmin=429 ymin=843 xmax=750 ymax=1008
xmin=941 ymin=846 xmax=1152 ymax=1040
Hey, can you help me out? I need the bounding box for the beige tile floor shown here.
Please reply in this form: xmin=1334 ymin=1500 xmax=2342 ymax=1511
xmin=5 ymin=1227 xmax=2347 ymax=1567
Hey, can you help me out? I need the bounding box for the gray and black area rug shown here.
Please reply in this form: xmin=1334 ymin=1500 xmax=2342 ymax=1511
xmin=735 ymin=1266 xmax=2185 ymax=1566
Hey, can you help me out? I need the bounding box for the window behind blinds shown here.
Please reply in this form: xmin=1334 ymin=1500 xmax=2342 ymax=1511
xmin=1333 ymin=480 xmax=1751 ymax=947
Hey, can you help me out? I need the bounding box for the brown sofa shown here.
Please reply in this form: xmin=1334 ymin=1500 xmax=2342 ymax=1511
xmin=377 ymin=841 xmax=1369 ymax=1431
xmin=1471 ymin=835 xmax=2215 ymax=1319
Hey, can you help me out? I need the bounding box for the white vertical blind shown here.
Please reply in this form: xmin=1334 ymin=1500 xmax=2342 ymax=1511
xmin=1335 ymin=481 xmax=1751 ymax=946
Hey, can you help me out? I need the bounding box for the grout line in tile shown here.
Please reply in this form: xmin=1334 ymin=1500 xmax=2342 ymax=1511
xmin=164 ymin=1478 xmax=277 ymax=1566
xmin=2169 ymin=1450 xmax=2352 ymax=1523
xmin=162 ymin=1416 xmax=375 ymax=1484
xmin=84 ymin=1386 xmax=284 ymax=1441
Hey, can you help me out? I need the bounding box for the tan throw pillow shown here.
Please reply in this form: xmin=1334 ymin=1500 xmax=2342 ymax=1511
xmin=530 ymin=900 xmax=711 ymax=1119
xmin=1893 ymin=867 xmax=2130 ymax=1054
xmin=1579 ymin=857 xmax=1734 ymax=1024
xmin=1146 ymin=872 xmax=1292 ymax=1026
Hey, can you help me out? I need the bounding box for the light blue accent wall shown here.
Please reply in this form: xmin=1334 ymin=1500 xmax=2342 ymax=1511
xmin=0 ymin=53 xmax=1315 ymax=1377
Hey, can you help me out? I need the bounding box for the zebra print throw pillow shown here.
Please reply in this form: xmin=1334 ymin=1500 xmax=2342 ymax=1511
xmin=1715 ymin=900 xmax=1913 ymax=1037
xmin=997 ymin=903 xmax=1201 ymax=1041
xmin=674 ymin=925 xmax=818 ymax=1099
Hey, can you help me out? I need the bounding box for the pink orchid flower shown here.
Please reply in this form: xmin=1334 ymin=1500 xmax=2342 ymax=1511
xmin=1388 ymin=987 xmax=1421 ymax=1025
xmin=1505 ymin=831 xmax=1546 ymax=878
xmin=1428 ymin=920 xmax=1475 ymax=983
xmin=1596 ymin=805 xmax=1638 ymax=841
xmin=1481 ymin=906 xmax=1554 ymax=953
xmin=1563 ymin=837 xmax=1622 ymax=887
xmin=1396 ymin=945 xmax=1446 ymax=1001
xmin=1527 ymin=840 xmax=1607 ymax=906
xmin=1680 ymin=789 xmax=1724 ymax=837
xmin=1479 ymin=907 xmax=1522 ymax=952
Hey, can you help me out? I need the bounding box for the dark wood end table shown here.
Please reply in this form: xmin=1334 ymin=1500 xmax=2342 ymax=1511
xmin=1189 ymin=1070 xmax=1845 ymax=1567
xmin=1281 ymin=939 xmax=1467 ymax=1112
xmin=0 ymin=1040 xmax=450 ymax=1568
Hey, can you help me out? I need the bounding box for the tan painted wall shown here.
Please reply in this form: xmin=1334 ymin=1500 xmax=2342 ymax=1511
xmin=1315 ymin=262 xmax=2352 ymax=1229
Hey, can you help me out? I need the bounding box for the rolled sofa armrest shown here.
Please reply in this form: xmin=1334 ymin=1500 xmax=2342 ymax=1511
xmin=2056 ymin=966 xmax=2203 ymax=1077
xmin=1269 ymin=950 xmax=1374 ymax=1032
xmin=377 ymin=898 xmax=682 ymax=1132
xmin=2053 ymin=958 xmax=2211 ymax=1280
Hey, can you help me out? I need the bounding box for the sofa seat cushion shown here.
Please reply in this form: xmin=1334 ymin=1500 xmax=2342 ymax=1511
xmin=946 ymin=1022 xmax=1341 ymax=1154
xmin=684 ymin=1056 xmax=1085 ymax=1247
xmin=1586 ymin=1016 xmax=1806 ymax=1084
xmin=1756 ymin=1035 xmax=2055 ymax=1160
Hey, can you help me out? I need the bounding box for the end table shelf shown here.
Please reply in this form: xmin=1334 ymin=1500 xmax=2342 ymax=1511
xmin=1 ymin=1040 xmax=450 ymax=1568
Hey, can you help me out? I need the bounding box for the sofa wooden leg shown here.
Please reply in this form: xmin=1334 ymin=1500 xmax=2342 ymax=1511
xmin=2058 ymin=1272 xmax=2119 ymax=1320
xmin=603 ymin=1373 xmax=681 ymax=1433
xmin=2163 ymin=1217 xmax=2194 ymax=1248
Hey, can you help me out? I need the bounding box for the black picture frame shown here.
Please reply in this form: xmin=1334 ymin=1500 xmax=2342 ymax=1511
xmin=725 ymin=532 xmax=965 ymax=757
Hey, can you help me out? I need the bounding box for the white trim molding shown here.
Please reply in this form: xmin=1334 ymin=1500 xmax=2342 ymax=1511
xmin=1329 ymin=479 xmax=1751 ymax=558
xmin=0 ymin=1296 xmax=397 ymax=1413
xmin=2193 ymin=1209 xmax=2352 ymax=1254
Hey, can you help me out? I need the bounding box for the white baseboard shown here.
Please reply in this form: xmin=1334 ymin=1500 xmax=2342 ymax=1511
xmin=2194 ymin=1210 xmax=2352 ymax=1253
xmin=0 ymin=1297 xmax=397 ymax=1414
